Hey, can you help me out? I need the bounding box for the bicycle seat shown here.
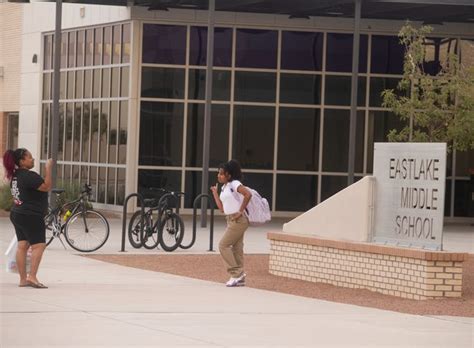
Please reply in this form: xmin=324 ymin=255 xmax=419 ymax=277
xmin=51 ymin=188 xmax=65 ymax=194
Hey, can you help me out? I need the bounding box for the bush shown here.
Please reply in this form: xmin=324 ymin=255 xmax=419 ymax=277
xmin=0 ymin=184 xmax=13 ymax=211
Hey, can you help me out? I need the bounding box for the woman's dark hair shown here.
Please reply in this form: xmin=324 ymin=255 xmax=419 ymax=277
xmin=219 ymin=159 xmax=242 ymax=181
xmin=3 ymin=148 xmax=27 ymax=180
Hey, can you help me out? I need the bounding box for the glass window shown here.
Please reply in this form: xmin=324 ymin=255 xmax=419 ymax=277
xmin=281 ymin=31 xmax=323 ymax=71
xmin=43 ymin=73 xmax=51 ymax=100
xmin=73 ymin=103 xmax=81 ymax=162
xmin=90 ymin=102 xmax=100 ymax=162
xmin=121 ymin=66 xmax=129 ymax=97
xmin=139 ymin=102 xmax=184 ymax=166
xmin=85 ymin=29 xmax=94 ymax=66
xmin=112 ymin=25 xmax=121 ymax=65
xmin=111 ymin=67 xmax=120 ymax=98
xmin=93 ymin=69 xmax=101 ymax=99
xmin=43 ymin=35 xmax=52 ymax=70
xmin=82 ymin=102 xmax=91 ymax=162
xmin=103 ymin=26 xmax=112 ymax=65
xmin=109 ymin=101 xmax=118 ymax=164
xmin=366 ymin=111 xmax=407 ymax=173
xmin=101 ymin=68 xmax=110 ymax=98
xmin=460 ymin=39 xmax=474 ymax=70
xmin=118 ymin=101 xmax=128 ymax=165
xmin=278 ymin=108 xmax=320 ymax=171
xmin=186 ymin=104 xmax=230 ymax=167
xmin=58 ymin=103 xmax=65 ymax=161
xmin=75 ymin=70 xmax=83 ymax=99
xmin=321 ymin=175 xmax=347 ymax=201
xmin=89 ymin=166 xmax=97 ymax=201
xmin=60 ymin=71 xmax=66 ymax=100
xmin=67 ymin=71 xmax=75 ymax=100
xmin=189 ymin=27 xmax=232 ymax=67
xmin=64 ymin=103 xmax=73 ymax=161
xmin=322 ymin=109 xmax=364 ymax=173
xmin=98 ymin=167 xmax=106 ymax=203
xmin=423 ymin=38 xmax=458 ymax=76
xmin=94 ymin=27 xmax=103 ymax=66
xmin=233 ymin=105 xmax=275 ymax=169
xmin=371 ymin=35 xmax=404 ymax=75
xmin=326 ymin=33 xmax=368 ymax=73
xmin=99 ymin=102 xmax=109 ymax=163
xmin=141 ymin=67 xmax=185 ymax=99
xmin=84 ymin=70 xmax=92 ymax=99
xmin=236 ymin=29 xmax=278 ymax=69
xmin=241 ymin=173 xmax=273 ymax=207
xmin=280 ymin=74 xmax=321 ymax=105
xmin=138 ymin=169 xmax=182 ymax=198
xmin=61 ymin=33 xmax=68 ymax=69
xmin=142 ymin=24 xmax=186 ymax=65
xmin=455 ymin=149 xmax=474 ymax=177
xmin=188 ymin=69 xmax=231 ymax=101
xmin=234 ymin=71 xmax=276 ymax=103
xmin=369 ymin=77 xmax=402 ymax=107
xmin=41 ymin=104 xmax=50 ymax=159
xmin=77 ymin=30 xmax=85 ymax=68
xmin=68 ymin=31 xmax=76 ymax=68
xmin=325 ymin=75 xmax=366 ymax=106
xmin=454 ymin=180 xmax=470 ymax=217
xmin=107 ymin=168 xmax=116 ymax=205
xmin=117 ymin=168 xmax=126 ymax=205
xmin=122 ymin=23 xmax=131 ymax=64
xmin=276 ymin=174 xmax=317 ymax=211
xmin=184 ymin=170 xmax=202 ymax=208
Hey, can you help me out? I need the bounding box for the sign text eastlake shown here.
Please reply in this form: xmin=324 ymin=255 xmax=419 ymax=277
xmin=373 ymin=143 xmax=446 ymax=250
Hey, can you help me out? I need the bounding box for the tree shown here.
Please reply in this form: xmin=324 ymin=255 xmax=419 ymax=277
xmin=382 ymin=23 xmax=474 ymax=151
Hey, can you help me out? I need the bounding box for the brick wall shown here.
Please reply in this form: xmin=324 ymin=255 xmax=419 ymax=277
xmin=268 ymin=232 xmax=466 ymax=300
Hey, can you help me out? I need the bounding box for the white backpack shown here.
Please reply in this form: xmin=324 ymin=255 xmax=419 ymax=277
xmin=233 ymin=187 xmax=271 ymax=225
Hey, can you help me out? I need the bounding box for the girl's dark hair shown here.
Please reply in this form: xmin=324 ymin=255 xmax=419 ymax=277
xmin=3 ymin=148 xmax=27 ymax=180
xmin=219 ymin=159 xmax=242 ymax=181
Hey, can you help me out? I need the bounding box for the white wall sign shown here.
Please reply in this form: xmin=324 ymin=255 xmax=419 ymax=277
xmin=373 ymin=143 xmax=446 ymax=250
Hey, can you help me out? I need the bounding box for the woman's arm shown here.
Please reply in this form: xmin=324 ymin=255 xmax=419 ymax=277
xmin=37 ymin=158 xmax=53 ymax=192
xmin=210 ymin=183 xmax=224 ymax=212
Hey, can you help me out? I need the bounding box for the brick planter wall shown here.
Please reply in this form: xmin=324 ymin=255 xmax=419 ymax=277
xmin=268 ymin=232 xmax=467 ymax=300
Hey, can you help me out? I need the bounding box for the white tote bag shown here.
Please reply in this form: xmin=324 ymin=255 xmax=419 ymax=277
xmin=4 ymin=236 xmax=31 ymax=273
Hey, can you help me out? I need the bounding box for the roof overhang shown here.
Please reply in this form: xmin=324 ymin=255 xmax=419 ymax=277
xmin=7 ymin=0 xmax=474 ymax=24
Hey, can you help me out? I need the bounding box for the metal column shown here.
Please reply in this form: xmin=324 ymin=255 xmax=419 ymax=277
xmin=200 ymin=0 xmax=216 ymax=227
xmin=348 ymin=0 xmax=361 ymax=185
xmin=51 ymin=0 xmax=62 ymax=206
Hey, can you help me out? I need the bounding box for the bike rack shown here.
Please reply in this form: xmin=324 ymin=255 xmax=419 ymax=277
xmin=120 ymin=193 xmax=146 ymax=252
xmin=183 ymin=193 xmax=215 ymax=251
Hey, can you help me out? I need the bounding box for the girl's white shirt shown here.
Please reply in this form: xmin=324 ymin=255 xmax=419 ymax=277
xmin=219 ymin=179 xmax=243 ymax=215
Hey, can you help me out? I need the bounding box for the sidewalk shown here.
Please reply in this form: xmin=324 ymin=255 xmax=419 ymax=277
xmin=1 ymin=216 xmax=473 ymax=347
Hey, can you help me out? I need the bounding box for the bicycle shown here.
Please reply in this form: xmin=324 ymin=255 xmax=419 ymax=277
xmin=44 ymin=184 xmax=110 ymax=252
xmin=128 ymin=188 xmax=185 ymax=252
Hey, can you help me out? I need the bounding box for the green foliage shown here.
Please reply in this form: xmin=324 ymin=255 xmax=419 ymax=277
xmin=382 ymin=23 xmax=474 ymax=151
xmin=0 ymin=184 xmax=13 ymax=211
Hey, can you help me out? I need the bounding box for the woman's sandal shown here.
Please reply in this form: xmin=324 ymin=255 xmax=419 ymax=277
xmin=26 ymin=281 xmax=48 ymax=289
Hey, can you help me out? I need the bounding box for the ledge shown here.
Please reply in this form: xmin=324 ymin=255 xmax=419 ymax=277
xmin=267 ymin=232 xmax=467 ymax=262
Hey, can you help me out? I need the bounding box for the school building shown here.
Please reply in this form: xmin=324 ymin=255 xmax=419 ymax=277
xmin=2 ymin=0 xmax=474 ymax=219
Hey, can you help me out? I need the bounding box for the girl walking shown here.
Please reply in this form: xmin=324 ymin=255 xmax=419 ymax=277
xmin=211 ymin=160 xmax=252 ymax=287
xmin=3 ymin=148 xmax=52 ymax=288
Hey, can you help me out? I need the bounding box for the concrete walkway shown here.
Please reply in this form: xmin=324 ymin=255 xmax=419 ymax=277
xmin=1 ymin=216 xmax=473 ymax=347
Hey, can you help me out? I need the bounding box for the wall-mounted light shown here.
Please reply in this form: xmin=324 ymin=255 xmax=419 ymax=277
xmin=32 ymin=54 xmax=38 ymax=64
xmin=80 ymin=7 xmax=85 ymax=18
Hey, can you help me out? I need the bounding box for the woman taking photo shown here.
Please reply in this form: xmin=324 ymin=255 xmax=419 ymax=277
xmin=3 ymin=148 xmax=52 ymax=288
xmin=211 ymin=160 xmax=252 ymax=287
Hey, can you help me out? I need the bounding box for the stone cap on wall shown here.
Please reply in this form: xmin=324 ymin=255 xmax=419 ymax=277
xmin=267 ymin=232 xmax=467 ymax=262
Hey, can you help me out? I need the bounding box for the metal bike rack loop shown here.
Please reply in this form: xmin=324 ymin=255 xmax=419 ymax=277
xmin=120 ymin=193 xmax=145 ymax=252
xmin=184 ymin=193 xmax=215 ymax=251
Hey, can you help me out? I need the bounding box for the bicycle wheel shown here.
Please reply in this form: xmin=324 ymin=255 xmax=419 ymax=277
xmin=158 ymin=212 xmax=185 ymax=252
xmin=64 ymin=210 xmax=110 ymax=252
xmin=128 ymin=211 xmax=158 ymax=249
xmin=43 ymin=212 xmax=55 ymax=247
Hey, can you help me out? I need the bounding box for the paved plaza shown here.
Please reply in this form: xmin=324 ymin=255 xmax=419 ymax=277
xmin=1 ymin=216 xmax=473 ymax=347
